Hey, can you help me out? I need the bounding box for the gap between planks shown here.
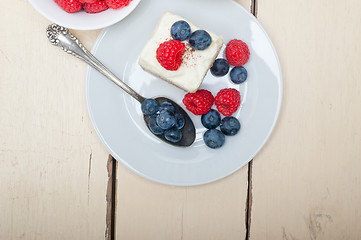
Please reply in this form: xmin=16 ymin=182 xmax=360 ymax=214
xmin=251 ymin=0 xmax=258 ymax=18
xmin=245 ymin=160 xmax=253 ymax=240
xmin=106 ymin=156 xmax=117 ymax=240
xmin=245 ymin=0 xmax=257 ymax=239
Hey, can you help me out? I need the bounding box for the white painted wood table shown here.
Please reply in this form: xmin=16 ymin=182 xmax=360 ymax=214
xmin=1 ymin=0 xmax=360 ymax=239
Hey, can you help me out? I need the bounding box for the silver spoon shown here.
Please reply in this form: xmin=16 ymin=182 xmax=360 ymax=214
xmin=46 ymin=24 xmax=195 ymax=147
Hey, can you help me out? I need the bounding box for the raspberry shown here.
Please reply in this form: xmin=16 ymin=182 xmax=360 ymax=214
xmin=105 ymin=0 xmax=132 ymax=9
xmin=215 ymin=88 xmax=241 ymax=116
xmin=55 ymin=0 xmax=82 ymax=13
xmin=156 ymin=40 xmax=186 ymax=71
xmin=79 ymin=0 xmax=97 ymax=3
xmin=225 ymin=39 xmax=250 ymax=66
xmin=182 ymin=90 xmax=214 ymax=115
xmin=83 ymin=0 xmax=109 ymax=13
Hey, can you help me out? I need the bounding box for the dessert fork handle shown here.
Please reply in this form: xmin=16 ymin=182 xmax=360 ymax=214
xmin=46 ymin=24 xmax=146 ymax=103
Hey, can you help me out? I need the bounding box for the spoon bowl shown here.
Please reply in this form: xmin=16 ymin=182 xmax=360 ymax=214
xmin=46 ymin=24 xmax=196 ymax=147
xmin=144 ymin=97 xmax=195 ymax=147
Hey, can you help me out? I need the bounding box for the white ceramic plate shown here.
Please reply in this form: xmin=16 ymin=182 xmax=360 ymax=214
xmin=28 ymin=0 xmax=141 ymax=30
xmin=86 ymin=0 xmax=283 ymax=186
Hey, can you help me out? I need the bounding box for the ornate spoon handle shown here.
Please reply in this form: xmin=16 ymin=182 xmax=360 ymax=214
xmin=46 ymin=24 xmax=145 ymax=103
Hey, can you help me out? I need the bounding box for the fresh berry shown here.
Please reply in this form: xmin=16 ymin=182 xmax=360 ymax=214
xmin=210 ymin=59 xmax=230 ymax=77
xmin=55 ymin=0 xmax=82 ymax=13
xmin=105 ymin=0 xmax=132 ymax=9
xmin=220 ymin=116 xmax=241 ymax=136
xmin=175 ymin=113 xmax=185 ymax=130
xmin=79 ymin=0 xmax=97 ymax=3
xmin=225 ymin=39 xmax=250 ymax=66
xmin=156 ymin=40 xmax=186 ymax=71
xmin=230 ymin=66 xmax=248 ymax=84
xmin=83 ymin=0 xmax=109 ymax=13
xmin=164 ymin=127 xmax=182 ymax=143
xmin=159 ymin=101 xmax=175 ymax=113
xmin=141 ymin=99 xmax=159 ymax=116
xmin=203 ymin=129 xmax=225 ymax=149
xmin=215 ymin=88 xmax=241 ymax=116
xmin=189 ymin=30 xmax=212 ymax=50
xmin=201 ymin=109 xmax=221 ymax=129
xmin=182 ymin=89 xmax=214 ymax=115
xmin=171 ymin=21 xmax=191 ymax=41
xmin=147 ymin=115 xmax=165 ymax=135
xmin=156 ymin=110 xmax=176 ymax=130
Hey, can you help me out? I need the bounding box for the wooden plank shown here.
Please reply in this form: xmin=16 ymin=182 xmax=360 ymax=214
xmin=250 ymin=0 xmax=361 ymax=239
xmin=236 ymin=0 xmax=253 ymax=12
xmin=116 ymin=164 xmax=248 ymax=240
xmin=0 ymin=1 xmax=109 ymax=239
xmin=115 ymin=1 xmax=252 ymax=239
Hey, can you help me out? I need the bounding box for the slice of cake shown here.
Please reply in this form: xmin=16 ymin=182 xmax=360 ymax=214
xmin=139 ymin=11 xmax=223 ymax=93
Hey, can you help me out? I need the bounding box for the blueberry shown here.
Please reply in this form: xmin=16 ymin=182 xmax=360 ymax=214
xmin=230 ymin=66 xmax=248 ymax=84
xmin=147 ymin=115 xmax=164 ymax=135
xmin=203 ymin=129 xmax=225 ymax=149
xmin=189 ymin=30 xmax=212 ymax=50
xmin=156 ymin=110 xmax=176 ymax=130
xmin=159 ymin=101 xmax=175 ymax=113
xmin=175 ymin=113 xmax=185 ymax=129
xmin=171 ymin=20 xmax=191 ymax=41
xmin=220 ymin=116 xmax=241 ymax=136
xmin=141 ymin=99 xmax=159 ymax=116
xmin=210 ymin=59 xmax=230 ymax=77
xmin=201 ymin=109 xmax=221 ymax=129
xmin=164 ymin=126 xmax=183 ymax=143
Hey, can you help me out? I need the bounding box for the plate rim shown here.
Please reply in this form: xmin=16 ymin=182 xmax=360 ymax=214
xmin=85 ymin=0 xmax=283 ymax=186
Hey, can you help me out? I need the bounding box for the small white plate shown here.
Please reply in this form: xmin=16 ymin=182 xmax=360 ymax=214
xmin=86 ymin=0 xmax=283 ymax=186
xmin=28 ymin=0 xmax=141 ymax=30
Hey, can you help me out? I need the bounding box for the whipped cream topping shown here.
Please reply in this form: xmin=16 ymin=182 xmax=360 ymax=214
xmin=139 ymin=11 xmax=223 ymax=93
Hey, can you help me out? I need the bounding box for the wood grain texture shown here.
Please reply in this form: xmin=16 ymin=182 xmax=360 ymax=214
xmin=116 ymin=165 xmax=248 ymax=240
xmin=115 ymin=1 xmax=252 ymax=239
xmin=0 ymin=1 xmax=109 ymax=239
xmin=250 ymin=0 xmax=361 ymax=239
